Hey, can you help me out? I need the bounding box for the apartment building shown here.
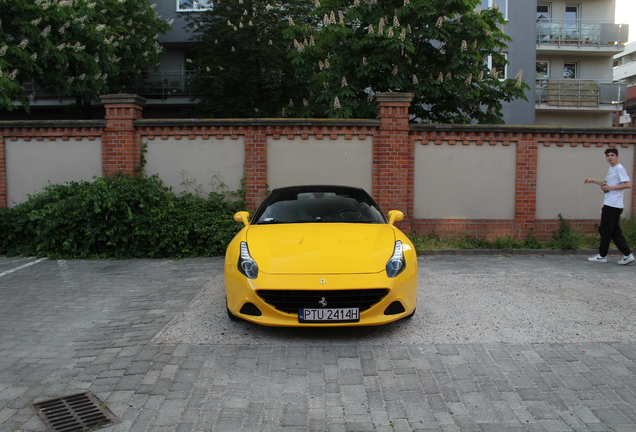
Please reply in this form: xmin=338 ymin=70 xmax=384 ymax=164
xmin=134 ymin=0 xmax=631 ymax=125
xmin=613 ymin=41 xmax=636 ymax=126
xmin=3 ymin=0 xmax=628 ymax=125
xmin=532 ymin=0 xmax=628 ymax=126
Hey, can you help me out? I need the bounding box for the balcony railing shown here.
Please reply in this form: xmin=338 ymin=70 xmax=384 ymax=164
xmin=535 ymin=79 xmax=626 ymax=108
xmin=130 ymin=70 xmax=196 ymax=101
xmin=614 ymin=60 xmax=636 ymax=83
xmin=17 ymin=70 xmax=198 ymax=104
xmin=536 ymin=19 xmax=628 ymax=47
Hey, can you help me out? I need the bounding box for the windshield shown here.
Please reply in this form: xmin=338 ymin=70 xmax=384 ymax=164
xmin=253 ymin=187 xmax=386 ymax=224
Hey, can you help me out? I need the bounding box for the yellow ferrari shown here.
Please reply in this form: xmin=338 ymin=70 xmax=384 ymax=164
xmin=224 ymin=185 xmax=417 ymax=326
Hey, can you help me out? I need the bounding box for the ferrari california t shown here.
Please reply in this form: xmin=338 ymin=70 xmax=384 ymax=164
xmin=224 ymin=185 xmax=417 ymax=326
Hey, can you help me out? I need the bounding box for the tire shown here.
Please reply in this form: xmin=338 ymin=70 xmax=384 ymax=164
xmin=402 ymin=308 xmax=416 ymax=320
xmin=226 ymin=300 xmax=240 ymax=321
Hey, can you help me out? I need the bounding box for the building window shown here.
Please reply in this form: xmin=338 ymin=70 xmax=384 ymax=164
xmin=488 ymin=53 xmax=508 ymax=79
xmin=537 ymin=5 xmax=550 ymax=42
xmin=563 ymin=62 xmax=578 ymax=79
xmin=537 ymin=4 xmax=550 ymax=21
xmin=535 ymin=61 xmax=549 ymax=103
xmin=487 ymin=0 xmax=508 ymax=20
xmin=564 ymin=4 xmax=579 ymax=40
xmin=177 ymin=0 xmax=213 ymax=11
xmin=536 ymin=61 xmax=550 ymax=80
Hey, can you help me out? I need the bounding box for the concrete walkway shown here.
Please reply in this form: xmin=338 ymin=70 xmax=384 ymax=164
xmin=0 ymin=254 xmax=635 ymax=432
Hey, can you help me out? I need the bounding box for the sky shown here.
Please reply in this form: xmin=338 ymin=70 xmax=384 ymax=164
xmin=615 ymin=0 xmax=636 ymax=43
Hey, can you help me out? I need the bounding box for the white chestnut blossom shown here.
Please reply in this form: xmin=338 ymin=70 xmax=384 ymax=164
xmin=515 ymin=70 xmax=523 ymax=88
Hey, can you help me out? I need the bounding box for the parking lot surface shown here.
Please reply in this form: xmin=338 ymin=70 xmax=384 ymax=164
xmin=1 ymin=254 xmax=635 ymax=431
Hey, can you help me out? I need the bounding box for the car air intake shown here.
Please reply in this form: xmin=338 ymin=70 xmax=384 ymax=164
xmin=257 ymin=289 xmax=389 ymax=313
xmin=384 ymin=301 xmax=406 ymax=315
xmin=239 ymin=303 xmax=263 ymax=316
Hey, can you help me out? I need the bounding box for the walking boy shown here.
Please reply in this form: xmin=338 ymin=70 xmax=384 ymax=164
xmin=584 ymin=147 xmax=634 ymax=265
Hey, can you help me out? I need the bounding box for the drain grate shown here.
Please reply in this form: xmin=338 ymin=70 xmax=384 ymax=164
xmin=33 ymin=392 xmax=119 ymax=432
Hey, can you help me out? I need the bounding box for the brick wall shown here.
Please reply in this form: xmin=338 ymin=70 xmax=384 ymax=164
xmin=409 ymin=127 xmax=636 ymax=238
xmin=1 ymin=93 xmax=636 ymax=241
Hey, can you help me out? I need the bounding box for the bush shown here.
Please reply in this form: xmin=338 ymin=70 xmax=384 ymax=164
xmin=550 ymin=213 xmax=582 ymax=251
xmin=0 ymin=175 xmax=244 ymax=259
xmin=623 ymin=215 xmax=636 ymax=247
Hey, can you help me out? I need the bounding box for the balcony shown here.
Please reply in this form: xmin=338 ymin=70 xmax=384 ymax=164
xmin=16 ymin=71 xmax=198 ymax=106
xmin=536 ymin=20 xmax=628 ymax=56
xmin=614 ymin=60 xmax=636 ymax=83
xmin=130 ymin=70 xmax=197 ymax=102
xmin=535 ymin=79 xmax=626 ymax=111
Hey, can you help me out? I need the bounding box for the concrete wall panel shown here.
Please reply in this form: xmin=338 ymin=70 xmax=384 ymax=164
xmin=143 ymin=136 xmax=245 ymax=196
xmin=267 ymin=137 xmax=373 ymax=192
xmin=6 ymin=138 xmax=102 ymax=207
xmin=536 ymin=144 xmax=633 ymax=219
xmin=414 ymin=142 xmax=517 ymax=219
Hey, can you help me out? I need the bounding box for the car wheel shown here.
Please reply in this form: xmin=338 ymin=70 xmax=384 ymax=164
xmin=403 ymin=308 xmax=416 ymax=320
xmin=226 ymin=300 xmax=240 ymax=321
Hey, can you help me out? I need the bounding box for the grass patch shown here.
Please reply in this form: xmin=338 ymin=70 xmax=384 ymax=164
xmin=408 ymin=216 xmax=608 ymax=252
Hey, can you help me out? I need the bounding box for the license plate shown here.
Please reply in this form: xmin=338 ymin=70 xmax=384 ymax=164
xmin=299 ymin=308 xmax=360 ymax=322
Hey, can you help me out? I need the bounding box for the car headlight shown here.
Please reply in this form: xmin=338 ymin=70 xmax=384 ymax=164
xmin=386 ymin=240 xmax=406 ymax=278
xmin=238 ymin=241 xmax=259 ymax=279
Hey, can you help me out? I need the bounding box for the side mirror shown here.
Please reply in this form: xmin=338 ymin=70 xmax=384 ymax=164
xmin=234 ymin=211 xmax=251 ymax=227
xmin=387 ymin=210 xmax=404 ymax=226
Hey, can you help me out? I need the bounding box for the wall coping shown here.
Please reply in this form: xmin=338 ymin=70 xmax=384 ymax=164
xmin=0 ymin=119 xmax=633 ymax=137
xmin=135 ymin=118 xmax=381 ymax=128
xmin=376 ymin=92 xmax=414 ymax=103
xmin=99 ymin=94 xmax=147 ymax=106
xmin=411 ymin=124 xmax=636 ymax=136
xmin=0 ymin=120 xmax=106 ymax=130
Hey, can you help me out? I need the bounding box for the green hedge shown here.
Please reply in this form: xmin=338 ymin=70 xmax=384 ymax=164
xmin=0 ymin=175 xmax=245 ymax=259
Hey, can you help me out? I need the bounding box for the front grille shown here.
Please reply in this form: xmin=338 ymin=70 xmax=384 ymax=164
xmin=257 ymin=289 xmax=389 ymax=313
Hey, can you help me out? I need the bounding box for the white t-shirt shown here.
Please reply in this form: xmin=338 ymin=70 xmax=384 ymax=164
xmin=604 ymin=163 xmax=631 ymax=208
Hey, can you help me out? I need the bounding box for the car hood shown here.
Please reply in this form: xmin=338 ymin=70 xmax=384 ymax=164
xmin=246 ymin=223 xmax=396 ymax=274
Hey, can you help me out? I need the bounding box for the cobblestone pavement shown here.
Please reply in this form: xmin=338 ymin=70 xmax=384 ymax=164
xmin=0 ymin=255 xmax=635 ymax=432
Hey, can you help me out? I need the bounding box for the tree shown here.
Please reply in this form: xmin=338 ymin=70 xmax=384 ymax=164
xmin=0 ymin=0 xmax=171 ymax=118
xmin=283 ymin=0 xmax=530 ymax=123
xmin=181 ymin=0 xmax=314 ymax=118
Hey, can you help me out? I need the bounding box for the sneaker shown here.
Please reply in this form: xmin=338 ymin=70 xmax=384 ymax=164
xmin=587 ymin=254 xmax=607 ymax=263
xmin=618 ymin=254 xmax=635 ymax=265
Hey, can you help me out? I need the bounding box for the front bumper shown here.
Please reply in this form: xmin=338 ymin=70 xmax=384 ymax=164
xmin=225 ymin=269 xmax=417 ymax=327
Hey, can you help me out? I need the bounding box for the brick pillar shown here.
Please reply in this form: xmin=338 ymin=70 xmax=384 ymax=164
xmin=100 ymin=94 xmax=146 ymax=176
xmin=515 ymin=137 xmax=539 ymax=234
xmin=244 ymin=128 xmax=268 ymax=212
xmin=373 ymin=92 xmax=414 ymax=232
xmin=0 ymin=135 xmax=6 ymax=208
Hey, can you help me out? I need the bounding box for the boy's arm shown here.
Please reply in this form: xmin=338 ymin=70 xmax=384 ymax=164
xmin=602 ymin=181 xmax=631 ymax=192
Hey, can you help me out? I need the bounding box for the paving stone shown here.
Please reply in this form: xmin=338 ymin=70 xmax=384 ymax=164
xmin=1 ymin=256 xmax=636 ymax=431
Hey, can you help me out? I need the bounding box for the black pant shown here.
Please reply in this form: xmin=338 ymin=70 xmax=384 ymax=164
xmin=599 ymin=205 xmax=632 ymax=257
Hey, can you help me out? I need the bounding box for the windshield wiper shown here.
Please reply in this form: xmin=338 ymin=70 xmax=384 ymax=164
xmin=256 ymin=219 xmax=284 ymax=225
